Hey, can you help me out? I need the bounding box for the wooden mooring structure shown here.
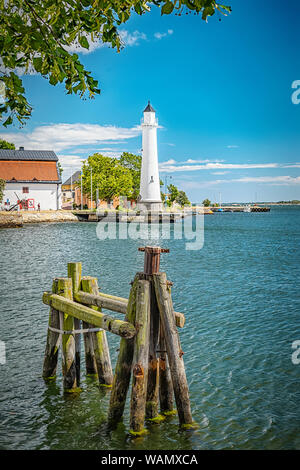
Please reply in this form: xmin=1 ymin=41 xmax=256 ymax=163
xmin=42 ymin=246 xmax=196 ymax=435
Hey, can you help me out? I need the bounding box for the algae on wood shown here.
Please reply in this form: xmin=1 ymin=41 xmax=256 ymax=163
xmin=129 ymin=280 xmax=150 ymax=435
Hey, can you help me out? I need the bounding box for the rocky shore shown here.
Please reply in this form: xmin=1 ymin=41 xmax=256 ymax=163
xmin=0 ymin=210 xmax=78 ymax=228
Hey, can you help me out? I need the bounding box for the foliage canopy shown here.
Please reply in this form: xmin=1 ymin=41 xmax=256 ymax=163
xmin=0 ymin=1 xmax=230 ymax=126
xmin=0 ymin=138 xmax=15 ymax=149
xmin=0 ymin=178 xmax=5 ymax=203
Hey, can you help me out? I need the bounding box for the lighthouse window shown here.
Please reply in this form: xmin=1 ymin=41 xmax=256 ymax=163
xmin=22 ymin=187 xmax=29 ymax=193
xmin=150 ymin=176 xmax=154 ymax=183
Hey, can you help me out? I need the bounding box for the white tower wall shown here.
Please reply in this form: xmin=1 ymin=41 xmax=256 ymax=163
xmin=138 ymin=103 xmax=162 ymax=212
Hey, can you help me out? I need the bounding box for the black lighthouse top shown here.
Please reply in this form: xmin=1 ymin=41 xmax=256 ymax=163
xmin=143 ymin=101 xmax=155 ymax=113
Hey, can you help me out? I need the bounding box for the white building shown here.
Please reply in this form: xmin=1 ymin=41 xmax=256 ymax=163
xmin=0 ymin=147 xmax=61 ymax=210
xmin=138 ymin=101 xmax=162 ymax=212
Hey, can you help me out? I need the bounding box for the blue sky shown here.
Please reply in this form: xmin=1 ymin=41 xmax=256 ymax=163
xmin=1 ymin=0 xmax=300 ymax=202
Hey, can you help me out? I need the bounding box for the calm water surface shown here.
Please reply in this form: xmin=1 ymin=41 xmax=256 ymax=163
xmin=0 ymin=206 xmax=299 ymax=449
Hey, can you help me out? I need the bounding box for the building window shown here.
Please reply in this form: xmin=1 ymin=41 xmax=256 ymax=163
xmin=22 ymin=187 xmax=29 ymax=194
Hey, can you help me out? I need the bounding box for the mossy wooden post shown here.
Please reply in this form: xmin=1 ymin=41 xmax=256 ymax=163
xmin=80 ymin=278 xmax=97 ymax=376
xmin=146 ymin=278 xmax=160 ymax=420
xmin=129 ymin=280 xmax=150 ymax=436
xmin=43 ymin=278 xmax=61 ymax=379
xmin=57 ymin=277 xmax=78 ymax=393
xmin=159 ymin=324 xmax=174 ymax=415
xmin=68 ymin=263 xmax=82 ymax=385
xmin=81 ymin=276 xmax=113 ymax=386
xmin=138 ymin=246 xmax=169 ymax=421
xmin=107 ymin=274 xmax=139 ymax=428
xmin=153 ymin=272 xmax=194 ymax=428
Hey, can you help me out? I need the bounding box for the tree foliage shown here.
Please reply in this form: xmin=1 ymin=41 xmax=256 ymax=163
xmin=57 ymin=161 xmax=63 ymax=177
xmin=119 ymin=152 xmax=141 ymax=200
xmin=0 ymin=178 xmax=5 ymax=203
xmin=176 ymin=190 xmax=190 ymax=207
xmin=167 ymin=183 xmax=179 ymax=203
xmin=82 ymin=153 xmax=133 ymax=202
xmin=0 ymin=1 xmax=230 ymax=126
xmin=202 ymin=198 xmax=211 ymax=207
xmin=167 ymin=183 xmax=190 ymax=207
xmin=0 ymin=138 xmax=15 ymax=149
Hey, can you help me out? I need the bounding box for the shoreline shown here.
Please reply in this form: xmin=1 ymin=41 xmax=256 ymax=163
xmin=0 ymin=210 xmax=78 ymax=228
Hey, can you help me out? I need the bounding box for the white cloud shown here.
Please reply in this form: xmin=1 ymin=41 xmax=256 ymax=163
xmin=58 ymin=149 xmax=127 ymax=175
xmin=185 ymin=158 xmax=224 ymax=164
xmin=158 ymin=162 xmax=279 ymax=172
xmin=0 ymin=123 xmax=141 ymax=152
xmin=56 ymin=29 xmax=148 ymax=55
xmin=119 ymin=30 xmax=147 ymax=46
xmin=227 ymin=145 xmax=239 ymax=149
xmin=283 ymin=163 xmax=300 ymax=168
xmin=58 ymin=154 xmax=86 ymax=174
xmin=190 ymin=176 xmax=300 ymax=187
xmin=65 ymin=33 xmax=105 ymax=55
xmin=154 ymin=29 xmax=174 ymax=40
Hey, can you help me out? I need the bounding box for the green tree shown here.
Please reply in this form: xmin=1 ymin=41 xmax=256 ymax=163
xmin=57 ymin=161 xmax=63 ymax=178
xmin=202 ymin=198 xmax=211 ymax=207
xmin=176 ymin=190 xmax=190 ymax=207
xmin=119 ymin=152 xmax=141 ymax=200
xmin=167 ymin=183 xmax=179 ymax=204
xmin=0 ymin=178 xmax=5 ymax=203
xmin=0 ymin=1 xmax=230 ymax=127
xmin=82 ymin=153 xmax=133 ymax=203
xmin=0 ymin=139 xmax=15 ymax=149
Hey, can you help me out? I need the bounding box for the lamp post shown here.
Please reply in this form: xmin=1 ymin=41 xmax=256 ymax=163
xmin=81 ymin=171 xmax=83 ymax=210
xmin=164 ymin=175 xmax=172 ymax=205
xmin=70 ymin=169 xmax=73 ymax=209
xmin=90 ymin=167 xmax=93 ymax=210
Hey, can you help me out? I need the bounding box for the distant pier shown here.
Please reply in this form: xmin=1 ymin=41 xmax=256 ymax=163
xmin=73 ymin=210 xmax=185 ymax=223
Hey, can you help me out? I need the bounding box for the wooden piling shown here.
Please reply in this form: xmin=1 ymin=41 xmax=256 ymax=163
xmin=57 ymin=278 xmax=78 ymax=393
xmin=80 ymin=277 xmax=97 ymax=376
xmin=42 ymin=293 xmax=136 ymax=338
xmin=153 ymin=272 xmax=194 ymax=428
xmin=81 ymin=276 xmax=113 ymax=386
xmin=129 ymin=280 xmax=150 ymax=436
xmin=75 ymin=289 xmax=185 ymax=328
xmin=159 ymin=324 xmax=175 ymax=415
xmin=107 ymin=274 xmax=139 ymax=428
xmin=138 ymin=247 xmax=167 ymax=421
xmin=43 ymin=279 xmax=61 ymax=379
xmin=145 ymin=279 xmax=160 ymax=420
xmin=68 ymin=263 xmax=82 ymax=385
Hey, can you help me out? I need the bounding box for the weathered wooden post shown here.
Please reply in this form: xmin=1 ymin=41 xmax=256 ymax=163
xmin=138 ymin=246 xmax=169 ymax=421
xmin=107 ymin=274 xmax=139 ymax=428
xmin=43 ymin=279 xmax=62 ymax=379
xmin=81 ymin=276 xmax=113 ymax=386
xmin=158 ymin=324 xmax=175 ymax=415
xmin=129 ymin=279 xmax=150 ymax=436
xmin=57 ymin=277 xmax=78 ymax=393
xmin=68 ymin=263 xmax=82 ymax=385
xmin=153 ymin=272 xmax=195 ymax=428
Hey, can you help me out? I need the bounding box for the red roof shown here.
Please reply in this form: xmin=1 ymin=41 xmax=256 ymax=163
xmin=0 ymin=160 xmax=60 ymax=182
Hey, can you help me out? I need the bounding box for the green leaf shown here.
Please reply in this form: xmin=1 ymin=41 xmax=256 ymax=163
xmin=79 ymin=36 xmax=90 ymax=49
xmin=33 ymin=57 xmax=43 ymax=72
xmin=161 ymin=2 xmax=174 ymax=15
xmin=3 ymin=115 xmax=13 ymax=127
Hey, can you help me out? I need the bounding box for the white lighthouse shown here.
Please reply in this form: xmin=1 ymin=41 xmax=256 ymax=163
xmin=137 ymin=101 xmax=162 ymax=212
